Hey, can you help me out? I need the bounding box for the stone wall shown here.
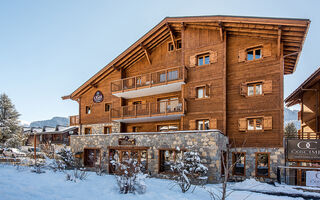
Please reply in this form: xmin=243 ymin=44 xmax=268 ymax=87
xmin=70 ymin=130 xmax=228 ymax=183
xmin=81 ymin=122 xmax=120 ymax=135
xmin=229 ymin=147 xmax=284 ymax=182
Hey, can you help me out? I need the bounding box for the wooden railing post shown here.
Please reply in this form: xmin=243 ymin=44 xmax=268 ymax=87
xmin=165 ymin=69 xmax=168 ymax=84
xmin=150 ymin=73 xmax=152 ymax=87
xmin=135 ymin=105 xmax=137 ymax=117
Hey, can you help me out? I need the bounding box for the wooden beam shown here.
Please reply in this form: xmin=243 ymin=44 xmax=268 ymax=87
xmin=140 ymin=44 xmax=152 ymax=65
xmin=166 ymin=23 xmax=176 ymax=50
xmin=219 ymin=22 xmax=224 ymax=42
xmin=277 ymin=26 xmax=282 ymax=57
xmin=112 ymin=65 xmax=120 ymax=71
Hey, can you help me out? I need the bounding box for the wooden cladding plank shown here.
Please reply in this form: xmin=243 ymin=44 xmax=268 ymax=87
xmin=264 ymin=116 xmax=272 ymax=130
xmin=263 ymin=80 xmax=272 ymax=94
xmin=238 ymin=118 xmax=247 ymax=131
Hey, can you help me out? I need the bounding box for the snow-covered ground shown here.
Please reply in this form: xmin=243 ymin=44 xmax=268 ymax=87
xmin=0 ymin=165 xmax=319 ymax=200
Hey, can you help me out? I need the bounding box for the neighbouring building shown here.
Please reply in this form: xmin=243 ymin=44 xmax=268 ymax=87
xmin=285 ymin=67 xmax=320 ymax=186
xmin=24 ymin=125 xmax=79 ymax=146
xmin=62 ymin=15 xmax=310 ymax=183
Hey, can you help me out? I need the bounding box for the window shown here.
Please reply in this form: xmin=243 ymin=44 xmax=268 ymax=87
xmin=84 ymin=127 xmax=91 ymax=135
xmin=159 ymin=149 xmax=184 ymax=173
xmin=248 ymin=83 xmax=262 ymax=96
xmin=158 ymin=124 xmax=179 ymax=132
xmin=197 ymin=119 xmax=210 ymax=130
xmin=167 ymin=70 xmax=178 ymax=81
xmin=247 ymin=118 xmax=263 ymax=131
xmin=196 ymin=86 xmax=209 ymax=99
xmin=104 ymin=126 xmax=112 ymax=134
xmin=197 ymin=54 xmax=210 ymax=66
xmin=168 ymin=42 xmax=174 ymax=52
xmin=133 ymin=101 xmax=142 ymax=105
xmin=256 ymin=153 xmax=269 ymax=177
xmin=176 ymin=40 xmax=182 ymax=49
xmin=105 ymin=103 xmax=111 ymax=112
xmin=247 ymin=48 xmax=262 ymax=61
xmin=132 ymin=126 xmax=139 ymax=132
xmin=233 ymin=153 xmax=246 ymax=176
xmin=85 ymin=106 xmax=91 ymax=114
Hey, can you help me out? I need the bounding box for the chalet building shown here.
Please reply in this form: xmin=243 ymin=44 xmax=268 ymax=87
xmin=285 ymin=67 xmax=320 ymax=186
xmin=24 ymin=125 xmax=79 ymax=146
xmin=63 ymin=15 xmax=310 ymax=182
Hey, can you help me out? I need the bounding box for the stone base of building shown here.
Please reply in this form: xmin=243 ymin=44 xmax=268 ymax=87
xmin=70 ymin=130 xmax=227 ymax=183
xmin=81 ymin=122 xmax=120 ymax=134
xmin=229 ymin=147 xmax=284 ymax=182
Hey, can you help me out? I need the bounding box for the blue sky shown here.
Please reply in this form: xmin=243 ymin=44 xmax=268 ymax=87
xmin=0 ymin=0 xmax=319 ymax=123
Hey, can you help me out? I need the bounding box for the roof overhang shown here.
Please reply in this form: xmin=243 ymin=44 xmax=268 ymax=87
xmin=62 ymin=15 xmax=310 ymax=101
xmin=285 ymin=67 xmax=320 ymax=107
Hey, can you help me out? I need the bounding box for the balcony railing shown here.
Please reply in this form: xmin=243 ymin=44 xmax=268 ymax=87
xmin=111 ymin=98 xmax=186 ymax=119
xmin=70 ymin=115 xmax=79 ymax=126
xmin=297 ymin=132 xmax=320 ymax=139
xmin=111 ymin=66 xmax=186 ymax=93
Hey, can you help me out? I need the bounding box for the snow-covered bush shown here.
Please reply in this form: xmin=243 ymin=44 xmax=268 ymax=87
xmin=171 ymin=151 xmax=208 ymax=193
xmin=111 ymin=158 xmax=147 ymax=194
xmin=56 ymin=147 xmax=76 ymax=169
xmin=65 ymin=169 xmax=88 ymax=182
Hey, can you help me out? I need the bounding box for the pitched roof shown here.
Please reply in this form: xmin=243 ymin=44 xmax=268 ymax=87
xmin=285 ymin=66 xmax=320 ymax=107
xmin=62 ymin=15 xmax=310 ymax=100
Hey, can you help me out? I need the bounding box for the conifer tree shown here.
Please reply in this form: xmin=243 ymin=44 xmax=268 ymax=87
xmin=284 ymin=122 xmax=298 ymax=138
xmin=0 ymin=93 xmax=21 ymax=145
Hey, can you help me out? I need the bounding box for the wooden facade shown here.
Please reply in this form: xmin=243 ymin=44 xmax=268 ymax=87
xmin=285 ymin=67 xmax=320 ymax=139
xmin=63 ymin=15 xmax=310 ymax=148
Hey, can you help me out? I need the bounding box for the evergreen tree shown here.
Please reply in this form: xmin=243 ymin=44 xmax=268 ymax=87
xmin=0 ymin=93 xmax=21 ymax=145
xmin=285 ymin=122 xmax=298 ymax=138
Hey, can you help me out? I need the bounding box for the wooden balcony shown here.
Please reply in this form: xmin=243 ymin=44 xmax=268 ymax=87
xmin=111 ymin=98 xmax=186 ymax=123
xmin=297 ymin=132 xmax=320 ymax=139
xmin=69 ymin=115 xmax=79 ymax=126
xmin=111 ymin=66 xmax=187 ymax=99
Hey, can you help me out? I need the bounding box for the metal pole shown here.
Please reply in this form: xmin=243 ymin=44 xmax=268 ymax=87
xmin=33 ymin=133 xmax=37 ymax=166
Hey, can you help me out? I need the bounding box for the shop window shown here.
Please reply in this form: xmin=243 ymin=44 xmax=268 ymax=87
xmin=233 ymin=153 xmax=246 ymax=176
xmin=85 ymin=106 xmax=91 ymax=114
xmin=247 ymin=118 xmax=263 ymax=131
xmin=247 ymin=83 xmax=262 ymax=96
xmin=105 ymin=103 xmax=111 ymax=112
xmin=109 ymin=149 xmax=148 ymax=173
xmin=159 ymin=149 xmax=184 ymax=173
xmin=104 ymin=126 xmax=112 ymax=134
xmin=197 ymin=119 xmax=210 ymax=130
xmin=256 ymin=153 xmax=270 ymax=177
xmin=84 ymin=127 xmax=91 ymax=135
xmin=247 ymin=48 xmax=262 ymax=61
xmin=197 ymin=54 xmax=210 ymax=66
xmin=158 ymin=124 xmax=179 ymax=132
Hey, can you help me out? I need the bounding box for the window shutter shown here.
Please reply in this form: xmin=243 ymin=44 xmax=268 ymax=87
xmin=209 ymin=51 xmax=218 ymax=63
xmin=264 ymin=116 xmax=272 ymax=130
xmin=238 ymin=118 xmax=247 ymax=131
xmin=263 ymin=80 xmax=272 ymax=94
xmin=263 ymin=44 xmax=272 ymax=57
xmin=205 ymin=84 xmax=210 ymax=97
xmin=240 ymin=83 xmax=247 ymax=96
xmin=190 ymin=55 xmax=197 ymax=67
xmin=189 ymin=120 xmax=196 ymax=130
xmin=190 ymin=87 xmax=196 ymax=98
xmin=210 ymin=118 xmax=217 ymax=129
xmin=238 ymin=49 xmax=246 ymax=62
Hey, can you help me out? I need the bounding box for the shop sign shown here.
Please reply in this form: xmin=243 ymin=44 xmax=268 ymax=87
xmin=306 ymin=171 xmax=320 ymax=187
xmin=287 ymin=139 xmax=320 ymax=161
xmin=118 ymin=136 xmax=136 ymax=145
xmin=93 ymin=91 xmax=103 ymax=103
